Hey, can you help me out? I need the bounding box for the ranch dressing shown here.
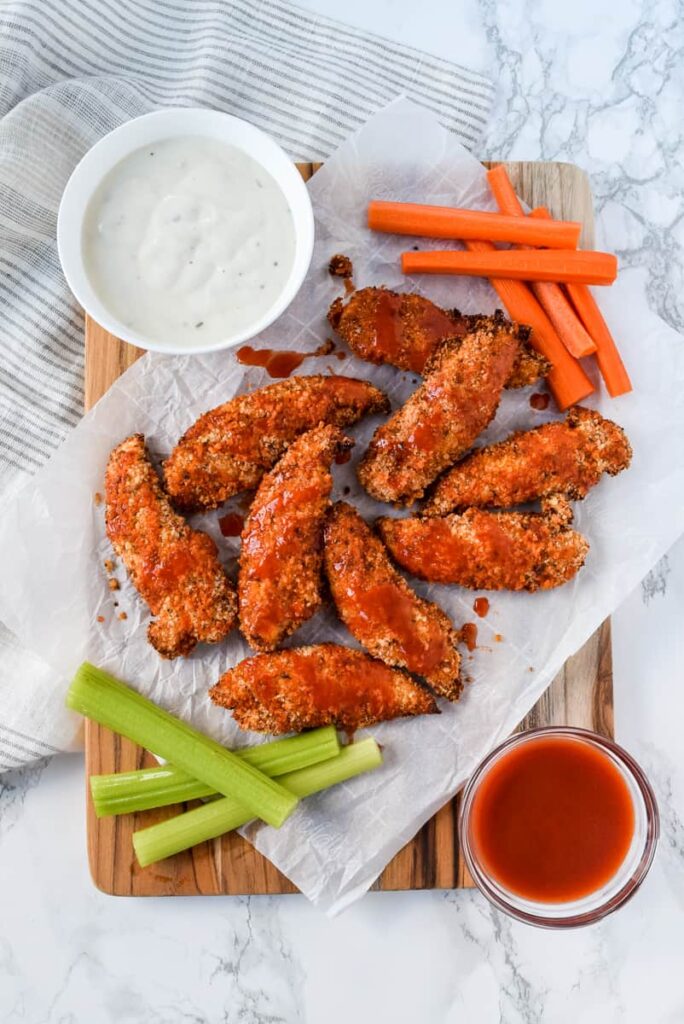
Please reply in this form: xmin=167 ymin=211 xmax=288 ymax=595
xmin=82 ymin=137 xmax=296 ymax=348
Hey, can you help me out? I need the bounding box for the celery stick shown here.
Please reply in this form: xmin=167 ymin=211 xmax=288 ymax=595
xmin=67 ymin=662 xmax=298 ymax=828
xmin=132 ymin=738 xmax=383 ymax=867
xmin=90 ymin=727 xmax=340 ymax=817
xmin=91 ymin=765 xmax=213 ymax=818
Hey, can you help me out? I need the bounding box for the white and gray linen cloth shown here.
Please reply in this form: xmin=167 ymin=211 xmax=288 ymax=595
xmin=0 ymin=0 xmax=495 ymax=770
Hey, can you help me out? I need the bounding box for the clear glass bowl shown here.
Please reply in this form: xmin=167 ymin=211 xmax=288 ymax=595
xmin=458 ymin=727 xmax=659 ymax=928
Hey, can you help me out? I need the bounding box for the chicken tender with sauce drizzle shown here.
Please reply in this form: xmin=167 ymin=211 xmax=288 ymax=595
xmin=210 ymin=644 xmax=437 ymax=734
xmin=328 ymin=288 xmax=549 ymax=387
xmin=239 ymin=424 xmax=351 ymax=651
xmin=324 ymin=502 xmax=462 ymax=700
xmin=105 ymin=434 xmax=237 ymax=658
xmin=164 ymin=375 xmax=389 ymax=511
xmin=358 ymin=315 xmax=531 ymax=505
xmin=378 ymin=498 xmax=588 ymax=592
xmin=425 ymin=407 xmax=632 ymax=516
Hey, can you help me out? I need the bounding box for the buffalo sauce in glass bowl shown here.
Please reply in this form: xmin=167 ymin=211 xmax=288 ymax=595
xmin=458 ymin=728 xmax=659 ymax=927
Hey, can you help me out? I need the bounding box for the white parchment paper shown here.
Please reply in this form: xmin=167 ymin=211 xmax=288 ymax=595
xmin=1 ymin=98 xmax=684 ymax=914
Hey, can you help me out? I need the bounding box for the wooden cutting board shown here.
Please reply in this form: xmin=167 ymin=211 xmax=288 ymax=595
xmin=84 ymin=161 xmax=613 ymax=896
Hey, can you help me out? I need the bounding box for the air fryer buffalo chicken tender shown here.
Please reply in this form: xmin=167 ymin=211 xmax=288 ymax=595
xmin=102 ymin=267 xmax=631 ymax=739
xmin=378 ymin=498 xmax=589 ymax=592
xmin=358 ymin=315 xmax=530 ymax=505
xmin=328 ymin=288 xmax=550 ymax=387
xmin=324 ymin=502 xmax=462 ymax=700
xmin=105 ymin=434 xmax=237 ymax=658
xmin=209 ymin=644 xmax=437 ymax=734
xmin=238 ymin=424 xmax=352 ymax=651
xmin=425 ymin=407 xmax=632 ymax=516
xmin=163 ymin=374 xmax=389 ymax=511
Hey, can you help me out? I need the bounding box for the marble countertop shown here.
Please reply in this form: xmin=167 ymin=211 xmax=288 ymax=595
xmin=2 ymin=1 xmax=683 ymax=1021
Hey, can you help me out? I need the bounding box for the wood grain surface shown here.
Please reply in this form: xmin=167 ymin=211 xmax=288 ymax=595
xmin=84 ymin=161 xmax=612 ymax=897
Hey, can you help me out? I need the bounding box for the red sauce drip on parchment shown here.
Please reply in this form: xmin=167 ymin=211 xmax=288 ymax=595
xmin=460 ymin=622 xmax=478 ymax=651
xmin=236 ymin=346 xmax=306 ymax=379
xmin=218 ymin=512 xmax=244 ymax=537
xmin=473 ymin=596 xmax=490 ymax=618
xmin=530 ymin=392 xmax=550 ymax=411
xmin=237 ymin=339 xmax=337 ymax=379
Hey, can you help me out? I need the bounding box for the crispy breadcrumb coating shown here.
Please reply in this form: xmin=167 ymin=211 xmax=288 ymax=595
xmin=328 ymin=288 xmax=549 ymax=386
xmin=164 ymin=375 xmax=389 ymax=512
xmin=424 ymin=407 xmax=632 ymax=516
xmin=358 ymin=315 xmax=530 ymax=505
xmin=238 ymin=424 xmax=352 ymax=651
xmin=328 ymin=253 xmax=354 ymax=278
xmin=378 ymin=498 xmax=588 ymax=591
xmin=324 ymin=502 xmax=462 ymax=700
xmin=105 ymin=434 xmax=236 ymax=658
xmin=209 ymin=643 xmax=438 ymax=733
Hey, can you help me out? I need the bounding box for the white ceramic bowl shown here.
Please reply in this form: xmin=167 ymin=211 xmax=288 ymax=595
xmin=57 ymin=108 xmax=314 ymax=355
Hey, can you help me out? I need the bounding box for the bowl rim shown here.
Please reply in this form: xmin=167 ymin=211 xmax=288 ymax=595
xmin=57 ymin=108 xmax=315 ymax=356
xmin=458 ymin=726 xmax=660 ymax=929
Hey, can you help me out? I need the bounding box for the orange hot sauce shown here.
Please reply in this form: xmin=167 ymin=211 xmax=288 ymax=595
xmin=236 ymin=339 xmax=338 ymax=379
xmin=218 ymin=512 xmax=244 ymax=537
xmin=236 ymin=345 xmax=306 ymax=378
xmin=469 ymin=735 xmax=635 ymax=903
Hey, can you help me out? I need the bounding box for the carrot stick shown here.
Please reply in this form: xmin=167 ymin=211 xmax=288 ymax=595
xmin=486 ymin=166 xmax=597 ymax=357
xmin=531 ymin=207 xmax=632 ymax=397
xmin=459 ymin=240 xmax=594 ymax=411
xmin=486 ymin=165 xmax=527 ymax=219
xmin=533 ymin=286 xmax=597 ymax=357
xmin=400 ymin=248 xmax=617 ymax=285
xmin=566 ymin=284 xmax=632 ymax=397
xmin=368 ymin=200 xmax=581 ymax=249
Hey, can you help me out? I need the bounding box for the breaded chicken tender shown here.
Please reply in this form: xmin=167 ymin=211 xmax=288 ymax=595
xmin=358 ymin=316 xmax=530 ymax=505
xmin=324 ymin=503 xmax=462 ymax=700
xmin=209 ymin=644 xmax=437 ymax=733
xmin=424 ymin=407 xmax=632 ymax=516
xmin=238 ymin=424 xmax=352 ymax=651
xmin=164 ymin=375 xmax=389 ymax=512
xmin=328 ymin=289 xmax=549 ymax=387
xmin=105 ymin=434 xmax=236 ymax=658
xmin=378 ymin=498 xmax=588 ymax=591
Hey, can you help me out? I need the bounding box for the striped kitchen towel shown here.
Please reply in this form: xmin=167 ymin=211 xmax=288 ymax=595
xmin=0 ymin=0 xmax=494 ymax=771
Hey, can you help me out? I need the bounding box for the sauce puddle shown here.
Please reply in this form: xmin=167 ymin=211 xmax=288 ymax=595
xmin=470 ymin=735 xmax=635 ymax=903
xmin=218 ymin=512 xmax=244 ymax=537
xmin=459 ymin=622 xmax=478 ymax=651
xmin=529 ymin=392 xmax=550 ymax=411
xmin=237 ymin=338 xmax=336 ymax=379
xmin=473 ymin=596 xmax=490 ymax=618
